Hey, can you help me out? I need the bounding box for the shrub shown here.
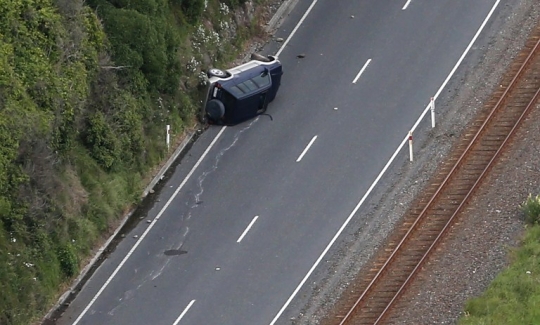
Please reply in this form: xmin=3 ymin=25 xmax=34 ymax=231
xmin=522 ymin=194 xmax=540 ymax=225
xmin=172 ymin=0 xmax=205 ymax=24
xmin=56 ymin=242 xmax=78 ymax=278
xmin=88 ymin=0 xmax=181 ymax=93
xmin=0 ymin=0 xmax=276 ymax=323
xmin=84 ymin=111 xmax=120 ymax=169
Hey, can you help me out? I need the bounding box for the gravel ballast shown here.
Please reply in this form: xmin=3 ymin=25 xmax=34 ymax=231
xmin=276 ymin=1 xmax=540 ymax=324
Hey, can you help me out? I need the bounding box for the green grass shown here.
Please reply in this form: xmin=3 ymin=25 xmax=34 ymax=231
xmin=459 ymin=195 xmax=540 ymax=325
xmin=0 ymin=0 xmax=275 ymax=324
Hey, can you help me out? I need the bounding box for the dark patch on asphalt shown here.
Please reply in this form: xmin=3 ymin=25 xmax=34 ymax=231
xmin=164 ymin=249 xmax=188 ymax=256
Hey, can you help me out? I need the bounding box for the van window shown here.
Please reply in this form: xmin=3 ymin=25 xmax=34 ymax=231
xmin=237 ymin=82 xmax=250 ymax=93
xmin=229 ymin=86 xmax=244 ymax=97
xmin=243 ymin=79 xmax=258 ymax=91
xmin=252 ymin=73 xmax=271 ymax=88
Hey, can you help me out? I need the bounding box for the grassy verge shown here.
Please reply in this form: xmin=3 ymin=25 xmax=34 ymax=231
xmin=0 ymin=0 xmax=275 ymax=324
xmin=459 ymin=194 xmax=540 ymax=324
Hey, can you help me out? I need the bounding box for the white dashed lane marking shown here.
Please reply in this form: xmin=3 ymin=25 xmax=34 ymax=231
xmin=172 ymin=300 xmax=196 ymax=325
xmin=296 ymin=136 xmax=318 ymax=162
xmin=402 ymin=0 xmax=412 ymax=10
xmin=237 ymin=216 xmax=259 ymax=243
xmin=352 ymin=59 xmax=372 ymax=84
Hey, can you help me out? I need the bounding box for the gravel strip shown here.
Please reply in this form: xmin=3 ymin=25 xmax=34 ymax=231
xmin=279 ymin=1 xmax=540 ymax=324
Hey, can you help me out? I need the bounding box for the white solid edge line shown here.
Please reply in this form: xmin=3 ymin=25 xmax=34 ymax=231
xmin=73 ymin=0 xmax=320 ymax=322
xmin=237 ymin=216 xmax=260 ymax=243
xmin=276 ymin=0 xmax=320 ymax=57
xmin=172 ymin=300 xmax=196 ymax=325
xmin=296 ymin=135 xmax=318 ymax=162
xmin=352 ymin=59 xmax=372 ymax=84
xmin=402 ymin=0 xmax=412 ymax=10
xmin=71 ymin=127 xmax=227 ymax=325
xmin=268 ymin=1 xmax=501 ymax=324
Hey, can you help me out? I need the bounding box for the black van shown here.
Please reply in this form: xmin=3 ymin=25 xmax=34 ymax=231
xmin=202 ymin=54 xmax=283 ymax=125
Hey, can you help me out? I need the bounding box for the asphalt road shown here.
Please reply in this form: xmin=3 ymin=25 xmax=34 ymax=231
xmin=56 ymin=0 xmax=502 ymax=324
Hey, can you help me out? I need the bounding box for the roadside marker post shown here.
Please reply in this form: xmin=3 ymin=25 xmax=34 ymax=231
xmin=408 ymin=131 xmax=413 ymax=162
xmin=430 ymin=97 xmax=436 ymax=128
xmin=166 ymin=125 xmax=170 ymax=151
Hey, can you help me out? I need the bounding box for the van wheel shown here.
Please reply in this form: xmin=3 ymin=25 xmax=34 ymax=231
xmin=205 ymin=99 xmax=225 ymax=121
xmin=207 ymin=68 xmax=227 ymax=78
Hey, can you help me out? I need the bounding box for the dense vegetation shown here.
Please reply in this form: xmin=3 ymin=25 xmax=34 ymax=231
xmin=459 ymin=194 xmax=540 ymax=324
xmin=0 ymin=0 xmax=266 ymax=323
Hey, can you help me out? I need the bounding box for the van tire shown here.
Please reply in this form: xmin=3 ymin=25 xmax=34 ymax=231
xmin=207 ymin=68 xmax=227 ymax=78
xmin=205 ymin=99 xmax=225 ymax=121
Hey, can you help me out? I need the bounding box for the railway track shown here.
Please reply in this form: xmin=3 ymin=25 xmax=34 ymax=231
xmin=330 ymin=25 xmax=540 ymax=325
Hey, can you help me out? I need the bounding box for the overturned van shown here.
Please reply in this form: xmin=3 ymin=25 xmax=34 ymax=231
xmin=201 ymin=54 xmax=283 ymax=125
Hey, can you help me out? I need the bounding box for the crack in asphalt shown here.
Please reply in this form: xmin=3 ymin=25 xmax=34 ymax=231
xmin=187 ymin=118 xmax=259 ymax=222
xmin=151 ymin=119 xmax=259 ymax=282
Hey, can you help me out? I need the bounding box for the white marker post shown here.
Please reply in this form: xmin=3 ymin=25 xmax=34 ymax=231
xmin=408 ymin=131 xmax=413 ymax=162
xmin=430 ymin=97 xmax=436 ymax=128
xmin=166 ymin=125 xmax=170 ymax=151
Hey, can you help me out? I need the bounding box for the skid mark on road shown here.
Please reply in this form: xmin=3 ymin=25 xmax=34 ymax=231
xmin=106 ymin=288 xmax=135 ymax=316
xmin=186 ymin=118 xmax=259 ymax=221
xmin=151 ymin=259 xmax=172 ymax=281
xmin=149 ymin=120 xmax=259 ymax=283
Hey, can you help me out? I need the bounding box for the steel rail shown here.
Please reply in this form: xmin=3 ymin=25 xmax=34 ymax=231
xmin=338 ymin=34 xmax=540 ymax=325
xmin=374 ymin=60 xmax=540 ymax=325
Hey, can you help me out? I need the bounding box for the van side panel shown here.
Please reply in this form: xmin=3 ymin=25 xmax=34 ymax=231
xmin=228 ymin=95 xmax=260 ymax=124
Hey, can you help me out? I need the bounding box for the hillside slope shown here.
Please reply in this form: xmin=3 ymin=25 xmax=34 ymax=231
xmin=0 ymin=0 xmax=274 ymax=323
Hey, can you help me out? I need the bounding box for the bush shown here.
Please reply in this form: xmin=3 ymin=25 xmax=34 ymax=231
xmin=522 ymin=194 xmax=540 ymax=225
xmin=172 ymin=0 xmax=205 ymax=24
xmin=0 ymin=0 xmax=275 ymax=323
xmin=84 ymin=111 xmax=120 ymax=169
xmin=88 ymin=0 xmax=182 ymax=93
xmin=56 ymin=242 xmax=78 ymax=278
